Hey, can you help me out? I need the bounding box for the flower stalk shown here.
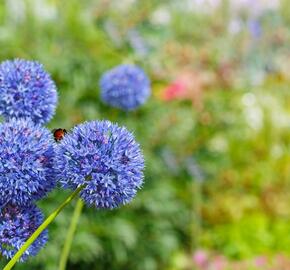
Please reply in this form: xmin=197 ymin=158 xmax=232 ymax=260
xmin=58 ymin=198 xmax=84 ymax=270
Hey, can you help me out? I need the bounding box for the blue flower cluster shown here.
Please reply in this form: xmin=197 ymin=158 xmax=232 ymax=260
xmin=56 ymin=120 xmax=144 ymax=209
xmin=0 ymin=59 xmax=147 ymax=262
xmin=0 ymin=204 xmax=47 ymax=261
xmin=0 ymin=59 xmax=57 ymax=124
xmin=0 ymin=118 xmax=56 ymax=207
xmin=100 ymin=64 xmax=151 ymax=110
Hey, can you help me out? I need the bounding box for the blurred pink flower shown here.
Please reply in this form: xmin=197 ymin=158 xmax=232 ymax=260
xmin=193 ymin=249 xmax=209 ymax=268
xmin=161 ymin=71 xmax=209 ymax=109
xmin=210 ymin=255 xmax=227 ymax=270
xmin=254 ymin=256 xmax=267 ymax=267
xmin=191 ymin=250 xmax=290 ymax=270
xmin=162 ymin=80 xmax=187 ymax=101
xmin=274 ymin=254 xmax=290 ymax=268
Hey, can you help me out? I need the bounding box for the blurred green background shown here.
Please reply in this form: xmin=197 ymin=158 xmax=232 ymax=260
xmin=0 ymin=0 xmax=290 ymax=269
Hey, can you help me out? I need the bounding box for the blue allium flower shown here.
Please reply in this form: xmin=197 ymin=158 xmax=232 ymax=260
xmin=0 ymin=59 xmax=57 ymax=124
xmin=56 ymin=120 xmax=144 ymax=209
xmin=100 ymin=64 xmax=151 ymax=110
xmin=0 ymin=204 xmax=48 ymax=261
xmin=0 ymin=118 xmax=57 ymax=206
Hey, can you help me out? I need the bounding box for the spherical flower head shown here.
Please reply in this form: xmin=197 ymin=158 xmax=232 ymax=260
xmin=0 ymin=59 xmax=58 ymax=124
xmin=0 ymin=118 xmax=57 ymax=206
xmin=100 ymin=64 xmax=151 ymax=110
xmin=56 ymin=120 xmax=144 ymax=209
xmin=0 ymin=204 xmax=48 ymax=261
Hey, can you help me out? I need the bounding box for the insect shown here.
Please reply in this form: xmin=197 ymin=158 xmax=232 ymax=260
xmin=52 ymin=128 xmax=67 ymax=142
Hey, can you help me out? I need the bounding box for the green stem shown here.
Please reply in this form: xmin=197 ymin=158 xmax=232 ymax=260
xmin=3 ymin=186 xmax=84 ymax=270
xmin=58 ymin=198 xmax=84 ymax=270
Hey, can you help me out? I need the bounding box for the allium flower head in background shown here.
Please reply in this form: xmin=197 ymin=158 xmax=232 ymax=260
xmin=56 ymin=120 xmax=144 ymax=209
xmin=0 ymin=118 xmax=57 ymax=206
xmin=100 ymin=64 xmax=151 ymax=111
xmin=0 ymin=59 xmax=57 ymax=124
xmin=0 ymin=204 xmax=48 ymax=261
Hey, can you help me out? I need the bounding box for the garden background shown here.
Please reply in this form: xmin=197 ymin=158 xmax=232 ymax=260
xmin=0 ymin=0 xmax=289 ymax=269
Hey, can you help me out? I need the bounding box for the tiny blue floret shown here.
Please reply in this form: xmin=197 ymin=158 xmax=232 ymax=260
xmin=0 ymin=204 xmax=48 ymax=261
xmin=56 ymin=120 xmax=145 ymax=209
xmin=0 ymin=59 xmax=57 ymax=124
xmin=100 ymin=64 xmax=151 ymax=110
